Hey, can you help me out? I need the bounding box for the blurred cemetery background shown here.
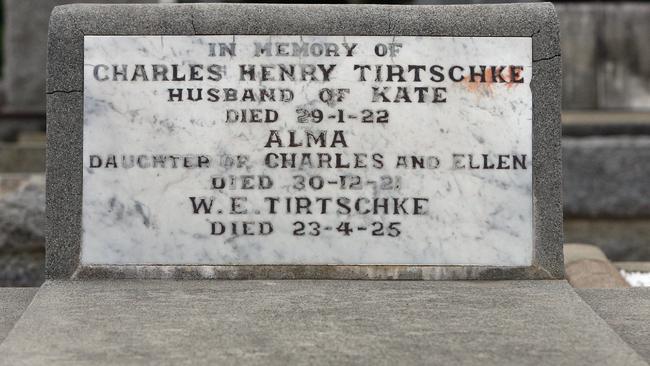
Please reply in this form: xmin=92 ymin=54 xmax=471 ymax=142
xmin=0 ymin=0 xmax=648 ymax=286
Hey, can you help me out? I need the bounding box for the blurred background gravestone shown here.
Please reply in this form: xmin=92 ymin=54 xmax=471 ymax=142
xmin=0 ymin=0 xmax=649 ymax=286
xmin=558 ymin=3 xmax=650 ymax=263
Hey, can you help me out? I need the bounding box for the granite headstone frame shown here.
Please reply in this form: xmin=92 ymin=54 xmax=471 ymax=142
xmin=46 ymin=3 xmax=562 ymax=280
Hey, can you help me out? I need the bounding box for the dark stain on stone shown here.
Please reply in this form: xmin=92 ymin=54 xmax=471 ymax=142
xmin=134 ymin=201 xmax=151 ymax=228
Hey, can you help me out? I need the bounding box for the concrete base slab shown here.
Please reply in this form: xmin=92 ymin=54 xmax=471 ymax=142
xmin=0 ymin=288 xmax=38 ymax=342
xmin=577 ymin=288 xmax=650 ymax=361
xmin=0 ymin=280 xmax=646 ymax=366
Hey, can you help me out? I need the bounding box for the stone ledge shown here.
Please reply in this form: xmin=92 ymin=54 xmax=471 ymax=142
xmin=564 ymin=244 xmax=629 ymax=288
xmin=0 ymin=288 xmax=38 ymax=343
xmin=0 ymin=280 xmax=646 ymax=366
xmin=577 ymin=288 xmax=650 ymax=362
xmin=563 ymin=136 xmax=650 ymax=218
xmin=562 ymin=111 xmax=650 ymax=136
xmin=565 ymin=218 xmax=650 ymax=261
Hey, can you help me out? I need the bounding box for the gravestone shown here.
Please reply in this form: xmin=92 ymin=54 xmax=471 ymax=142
xmin=7 ymin=4 xmax=650 ymax=366
xmin=45 ymin=2 xmax=563 ymax=281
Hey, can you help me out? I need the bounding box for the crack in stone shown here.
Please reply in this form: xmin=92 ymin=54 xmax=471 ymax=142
xmin=530 ymin=28 xmax=541 ymax=38
xmin=190 ymin=13 xmax=197 ymax=35
xmin=46 ymin=90 xmax=82 ymax=95
xmin=532 ymin=54 xmax=560 ymax=63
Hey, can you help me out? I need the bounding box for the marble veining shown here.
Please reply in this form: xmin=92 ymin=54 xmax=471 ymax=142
xmin=82 ymin=35 xmax=533 ymax=266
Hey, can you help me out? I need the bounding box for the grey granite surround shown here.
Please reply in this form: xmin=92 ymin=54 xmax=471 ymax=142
xmin=46 ymin=3 xmax=562 ymax=280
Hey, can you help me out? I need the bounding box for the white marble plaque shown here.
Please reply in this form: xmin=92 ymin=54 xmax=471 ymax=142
xmin=82 ymin=35 xmax=532 ymax=266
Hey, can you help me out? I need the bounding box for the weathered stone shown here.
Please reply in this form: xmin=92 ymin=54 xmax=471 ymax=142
xmin=5 ymin=2 xmax=648 ymax=113
xmin=0 ymin=144 xmax=45 ymax=173
xmin=0 ymin=174 xmax=45 ymax=253
xmin=0 ymin=288 xmax=38 ymax=343
xmin=0 ymin=117 xmax=44 ymax=143
xmin=565 ymin=243 xmax=610 ymax=263
xmin=0 ymin=280 xmax=647 ymax=365
xmin=564 ymin=244 xmax=629 ymax=288
xmin=2 ymin=0 xmax=154 ymax=113
xmin=597 ymin=4 xmax=650 ymax=109
xmin=45 ymin=3 xmax=562 ymax=280
xmin=563 ymin=137 xmax=650 ymax=218
xmin=578 ymin=288 xmax=650 ymax=362
xmin=0 ymin=252 xmax=45 ymax=287
xmin=556 ymin=3 xmax=650 ymax=110
xmin=565 ymin=218 xmax=650 ymax=261
xmin=562 ymin=111 xmax=650 ymax=137
xmin=3 ymin=0 xmax=54 ymax=113
xmin=557 ymin=4 xmax=599 ymax=109
xmin=16 ymin=131 xmax=47 ymax=145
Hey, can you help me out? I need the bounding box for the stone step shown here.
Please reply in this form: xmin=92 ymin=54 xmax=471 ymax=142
xmin=577 ymin=288 xmax=650 ymax=362
xmin=0 ymin=280 xmax=646 ymax=366
xmin=562 ymin=111 xmax=650 ymax=136
xmin=564 ymin=243 xmax=629 ymax=288
xmin=0 ymin=288 xmax=38 ymax=343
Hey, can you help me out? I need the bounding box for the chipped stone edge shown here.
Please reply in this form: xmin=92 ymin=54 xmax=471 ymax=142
xmin=46 ymin=2 xmax=563 ymax=280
